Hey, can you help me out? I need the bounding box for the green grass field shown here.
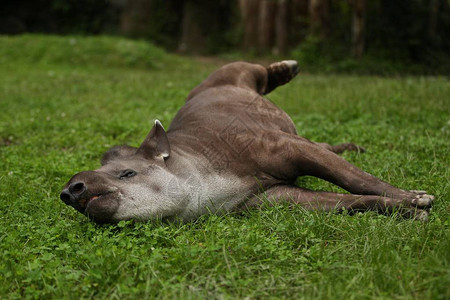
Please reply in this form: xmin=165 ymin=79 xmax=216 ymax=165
xmin=0 ymin=35 xmax=449 ymax=299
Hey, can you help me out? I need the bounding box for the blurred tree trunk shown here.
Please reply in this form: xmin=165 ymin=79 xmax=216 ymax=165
xmin=428 ymin=0 xmax=439 ymax=42
xmin=178 ymin=1 xmax=205 ymax=54
xmin=240 ymin=0 xmax=291 ymax=54
xmin=120 ymin=0 xmax=153 ymax=37
xmin=290 ymin=0 xmax=309 ymax=46
xmin=309 ymin=0 xmax=330 ymax=38
xmin=258 ymin=0 xmax=277 ymax=51
xmin=351 ymin=0 xmax=366 ymax=59
xmin=239 ymin=0 xmax=261 ymax=51
xmin=275 ymin=0 xmax=288 ymax=54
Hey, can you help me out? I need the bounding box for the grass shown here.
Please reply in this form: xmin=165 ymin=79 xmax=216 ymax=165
xmin=0 ymin=35 xmax=449 ymax=299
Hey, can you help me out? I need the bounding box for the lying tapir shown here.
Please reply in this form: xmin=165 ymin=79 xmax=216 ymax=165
xmin=60 ymin=60 xmax=434 ymax=223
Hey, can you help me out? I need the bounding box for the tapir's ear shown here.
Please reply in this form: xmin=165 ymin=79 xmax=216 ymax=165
xmin=138 ymin=120 xmax=170 ymax=160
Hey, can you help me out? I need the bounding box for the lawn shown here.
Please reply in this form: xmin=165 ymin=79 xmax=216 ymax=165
xmin=0 ymin=35 xmax=448 ymax=299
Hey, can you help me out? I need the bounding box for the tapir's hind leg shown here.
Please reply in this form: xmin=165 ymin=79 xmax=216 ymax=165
xmin=250 ymin=131 xmax=434 ymax=206
xmin=245 ymin=185 xmax=430 ymax=221
xmin=186 ymin=60 xmax=299 ymax=101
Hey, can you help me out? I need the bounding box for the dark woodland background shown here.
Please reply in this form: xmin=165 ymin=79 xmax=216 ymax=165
xmin=1 ymin=0 xmax=449 ymax=74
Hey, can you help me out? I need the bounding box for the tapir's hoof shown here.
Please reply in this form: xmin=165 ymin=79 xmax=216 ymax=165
xmin=280 ymin=60 xmax=300 ymax=77
xmin=268 ymin=60 xmax=300 ymax=80
xmin=410 ymin=190 xmax=428 ymax=195
xmin=410 ymin=191 xmax=435 ymax=208
xmin=400 ymin=207 xmax=430 ymax=221
xmin=413 ymin=209 xmax=429 ymax=222
xmin=265 ymin=60 xmax=300 ymax=94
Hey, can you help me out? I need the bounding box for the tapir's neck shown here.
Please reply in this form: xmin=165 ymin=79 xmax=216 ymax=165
xmin=161 ymin=133 xmax=258 ymax=220
xmin=165 ymin=132 xmax=210 ymax=176
xmin=165 ymin=146 xmax=203 ymax=177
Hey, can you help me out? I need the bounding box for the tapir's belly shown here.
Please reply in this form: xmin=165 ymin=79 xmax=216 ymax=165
xmin=169 ymin=86 xmax=297 ymax=136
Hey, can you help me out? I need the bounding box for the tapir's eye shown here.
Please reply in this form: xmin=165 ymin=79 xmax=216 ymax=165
xmin=119 ymin=169 xmax=137 ymax=179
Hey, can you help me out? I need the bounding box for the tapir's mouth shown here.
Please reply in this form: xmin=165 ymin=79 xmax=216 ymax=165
xmin=80 ymin=191 xmax=115 ymax=212
xmin=79 ymin=195 xmax=99 ymax=208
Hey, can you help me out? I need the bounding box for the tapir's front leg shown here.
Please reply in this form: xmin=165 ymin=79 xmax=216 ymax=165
xmin=186 ymin=60 xmax=299 ymax=101
xmin=251 ymin=131 xmax=434 ymax=206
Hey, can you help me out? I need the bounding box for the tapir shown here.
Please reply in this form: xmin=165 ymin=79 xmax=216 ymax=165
xmin=60 ymin=60 xmax=434 ymax=223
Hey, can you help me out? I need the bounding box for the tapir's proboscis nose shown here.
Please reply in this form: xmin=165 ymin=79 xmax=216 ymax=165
xmin=60 ymin=170 xmax=121 ymax=223
xmin=60 ymin=181 xmax=86 ymax=204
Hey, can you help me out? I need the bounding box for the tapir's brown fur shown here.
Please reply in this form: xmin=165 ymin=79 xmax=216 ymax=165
xmin=61 ymin=61 xmax=434 ymax=223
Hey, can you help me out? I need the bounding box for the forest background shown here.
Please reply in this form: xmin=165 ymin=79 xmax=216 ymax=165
xmin=2 ymin=0 xmax=449 ymax=74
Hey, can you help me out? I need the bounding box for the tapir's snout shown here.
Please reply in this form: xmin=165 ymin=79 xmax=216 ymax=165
xmin=60 ymin=171 xmax=120 ymax=223
xmin=60 ymin=181 xmax=86 ymax=206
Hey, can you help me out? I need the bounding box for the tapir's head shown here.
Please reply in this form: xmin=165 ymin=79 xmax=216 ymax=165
xmin=60 ymin=120 xmax=183 ymax=224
